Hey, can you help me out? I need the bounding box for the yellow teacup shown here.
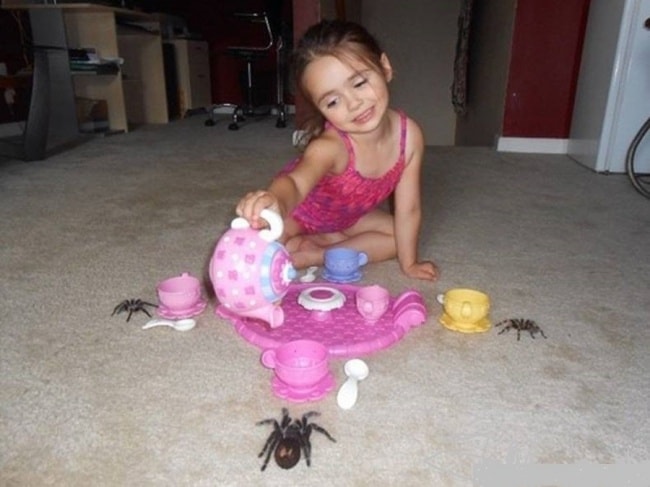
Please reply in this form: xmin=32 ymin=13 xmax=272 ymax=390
xmin=437 ymin=288 xmax=491 ymax=333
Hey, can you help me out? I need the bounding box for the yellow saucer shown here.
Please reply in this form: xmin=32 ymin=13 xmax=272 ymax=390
xmin=439 ymin=313 xmax=491 ymax=333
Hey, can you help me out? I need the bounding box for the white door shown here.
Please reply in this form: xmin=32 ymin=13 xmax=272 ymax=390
xmin=569 ymin=0 xmax=650 ymax=173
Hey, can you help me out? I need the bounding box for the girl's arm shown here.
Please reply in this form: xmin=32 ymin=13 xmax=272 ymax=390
xmin=393 ymin=119 xmax=438 ymax=281
xmin=236 ymin=133 xmax=343 ymax=227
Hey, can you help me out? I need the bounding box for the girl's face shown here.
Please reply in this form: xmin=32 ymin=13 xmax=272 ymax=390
xmin=302 ymin=53 xmax=393 ymax=134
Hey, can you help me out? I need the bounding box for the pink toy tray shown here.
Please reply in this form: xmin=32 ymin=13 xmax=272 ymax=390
xmin=215 ymin=283 xmax=427 ymax=357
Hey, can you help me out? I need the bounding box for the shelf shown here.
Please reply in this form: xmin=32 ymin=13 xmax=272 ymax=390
xmin=71 ymin=70 xmax=120 ymax=76
xmin=2 ymin=1 xmax=169 ymax=137
xmin=70 ymin=63 xmax=121 ymax=75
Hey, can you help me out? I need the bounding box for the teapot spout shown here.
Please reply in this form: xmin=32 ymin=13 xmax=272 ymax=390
xmin=238 ymin=304 xmax=285 ymax=328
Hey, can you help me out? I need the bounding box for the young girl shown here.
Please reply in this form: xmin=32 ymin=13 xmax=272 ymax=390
xmin=236 ymin=19 xmax=438 ymax=281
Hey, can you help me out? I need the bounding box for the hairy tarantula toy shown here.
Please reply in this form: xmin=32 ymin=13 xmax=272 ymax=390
xmin=111 ymin=299 xmax=157 ymax=322
xmin=495 ymin=318 xmax=547 ymax=341
xmin=257 ymin=408 xmax=336 ymax=471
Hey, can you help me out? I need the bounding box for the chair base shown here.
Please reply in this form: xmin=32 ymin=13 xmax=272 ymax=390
xmin=205 ymin=102 xmax=287 ymax=130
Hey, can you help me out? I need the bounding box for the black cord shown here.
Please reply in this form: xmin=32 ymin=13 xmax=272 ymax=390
xmin=625 ymin=117 xmax=650 ymax=199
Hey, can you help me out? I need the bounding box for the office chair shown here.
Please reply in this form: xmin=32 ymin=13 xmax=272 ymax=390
xmin=205 ymin=11 xmax=287 ymax=130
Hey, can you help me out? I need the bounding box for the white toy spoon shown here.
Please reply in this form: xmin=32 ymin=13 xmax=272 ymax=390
xmin=142 ymin=318 xmax=196 ymax=332
xmin=300 ymin=266 xmax=319 ymax=283
xmin=337 ymin=359 xmax=369 ymax=410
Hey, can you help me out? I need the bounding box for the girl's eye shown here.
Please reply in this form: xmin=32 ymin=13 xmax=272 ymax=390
xmin=353 ymin=78 xmax=368 ymax=88
xmin=324 ymin=97 xmax=339 ymax=109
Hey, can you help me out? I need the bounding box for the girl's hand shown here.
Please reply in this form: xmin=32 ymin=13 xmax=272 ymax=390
xmin=403 ymin=260 xmax=439 ymax=281
xmin=235 ymin=190 xmax=281 ymax=229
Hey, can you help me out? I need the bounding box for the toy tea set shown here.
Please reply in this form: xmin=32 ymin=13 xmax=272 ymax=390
xmin=143 ymin=210 xmax=494 ymax=406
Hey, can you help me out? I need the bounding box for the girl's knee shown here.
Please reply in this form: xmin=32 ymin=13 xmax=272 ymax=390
xmin=351 ymin=210 xmax=394 ymax=236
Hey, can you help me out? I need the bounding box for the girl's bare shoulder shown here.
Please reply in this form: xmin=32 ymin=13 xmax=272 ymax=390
xmin=302 ymin=127 xmax=349 ymax=173
xmin=403 ymin=114 xmax=425 ymax=165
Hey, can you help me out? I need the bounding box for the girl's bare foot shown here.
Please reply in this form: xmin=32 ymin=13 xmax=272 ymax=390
xmin=286 ymin=234 xmax=326 ymax=250
xmin=285 ymin=232 xmax=346 ymax=269
xmin=290 ymin=248 xmax=325 ymax=269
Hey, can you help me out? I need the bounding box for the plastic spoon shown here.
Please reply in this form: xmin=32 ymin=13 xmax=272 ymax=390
xmin=142 ymin=318 xmax=196 ymax=331
xmin=300 ymin=266 xmax=319 ymax=283
xmin=337 ymin=359 xmax=369 ymax=410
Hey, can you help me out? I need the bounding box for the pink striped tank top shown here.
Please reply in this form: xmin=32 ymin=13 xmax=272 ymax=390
xmin=284 ymin=111 xmax=408 ymax=234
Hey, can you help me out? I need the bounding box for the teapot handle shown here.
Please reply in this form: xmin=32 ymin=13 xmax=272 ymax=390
xmin=230 ymin=209 xmax=284 ymax=242
xmin=258 ymin=209 xmax=283 ymax=242
xmin=261 ymin=349 xmax=277 ymax=369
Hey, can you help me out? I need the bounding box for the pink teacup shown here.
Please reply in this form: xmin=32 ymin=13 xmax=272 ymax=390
xmin=261 ymin=340 xmax=330 ymax=389
xmin=157 ymin=272 xmax=201 ymax=311
xmin=356 ymin=285 xmax=390 ymax=322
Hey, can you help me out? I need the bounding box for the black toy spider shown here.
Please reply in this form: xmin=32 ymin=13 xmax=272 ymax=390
xmin=256 ymin=408 xmax=336 ymax=471
xmin=495 ymin=318 xmax=547 ymax=340
xmin=111 ymin=299 xmax=157 ymax=322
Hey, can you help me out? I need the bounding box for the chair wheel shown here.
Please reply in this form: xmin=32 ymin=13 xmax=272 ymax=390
xmin=205 ymin=119 xmax=216 ymax=127
xmin=228 ymin=122 xmax=240 ymax=131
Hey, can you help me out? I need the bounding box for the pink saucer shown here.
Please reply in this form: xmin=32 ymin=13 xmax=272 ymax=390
xmin=270 ymin=372 xmax=335 ymax=403
xmin=158 ymin=298 xmax=207 ymax=319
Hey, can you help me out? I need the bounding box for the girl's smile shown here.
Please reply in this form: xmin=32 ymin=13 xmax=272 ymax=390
xmin=353 ymin=107 xmax=375 ymax=125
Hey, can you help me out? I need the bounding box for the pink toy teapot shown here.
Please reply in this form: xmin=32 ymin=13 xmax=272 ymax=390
xmin=210 ymin=209 xmax=296 ymax=328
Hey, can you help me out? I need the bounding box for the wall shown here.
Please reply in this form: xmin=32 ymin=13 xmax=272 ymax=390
xmin=354 ymin=0 xmax=590 ymax=146
xmin=360 ymin=0 xmax=460 ymax=145
xmin=454 ymin=0 xmax=516 ymax=146
xmin=502 ymin=0 xmax=590 ymax=138
xmin=456 ymin=0 xmax=591 ymax=147
xmin=159 ymin=0 xmax=291 ymax=106
xmin=291 ymin=0 xmax=322 ymax=127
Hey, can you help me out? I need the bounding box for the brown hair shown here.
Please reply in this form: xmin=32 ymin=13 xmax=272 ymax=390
xmin=291 ymin=19 xmax=386 ymax=147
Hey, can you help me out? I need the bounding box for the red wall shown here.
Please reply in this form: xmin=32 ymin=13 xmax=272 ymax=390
xmin=160 ymin=0 xmax=290 ymax=105
xmin=502 ymin=0 xmax=591 ymax=138
xmin=169 ymin=0 xmax=278 ymax=105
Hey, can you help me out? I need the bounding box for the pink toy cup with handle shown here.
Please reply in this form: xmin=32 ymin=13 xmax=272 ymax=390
xmin=261 ymin=340 xmax=330 ymax=389
xmin=157 ymin=272 xmax=201 ymax=311
xmin=356 ymin=285 xmax=390 ymax=322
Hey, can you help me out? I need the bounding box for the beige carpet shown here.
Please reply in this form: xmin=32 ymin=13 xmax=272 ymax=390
xmin=1 ymin=115 xmax=649 ymax=486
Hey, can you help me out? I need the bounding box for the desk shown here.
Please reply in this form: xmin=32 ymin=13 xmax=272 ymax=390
xmin=2 ymin=2 xmax=168 ymax=144
xmin=166 ymin=39 xmax=211 ymax=117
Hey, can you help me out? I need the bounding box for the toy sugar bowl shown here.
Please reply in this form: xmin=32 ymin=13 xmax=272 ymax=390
xmin=209 ymin=209 xmax=296 ymax=328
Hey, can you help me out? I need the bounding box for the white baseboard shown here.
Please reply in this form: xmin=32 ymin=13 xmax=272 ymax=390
xmin=497 ymin=137 xmax=569 ymax=154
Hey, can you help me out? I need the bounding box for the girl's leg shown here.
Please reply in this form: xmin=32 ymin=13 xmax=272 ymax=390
xmin=288 ymin=210 xmax=396 ymax=269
